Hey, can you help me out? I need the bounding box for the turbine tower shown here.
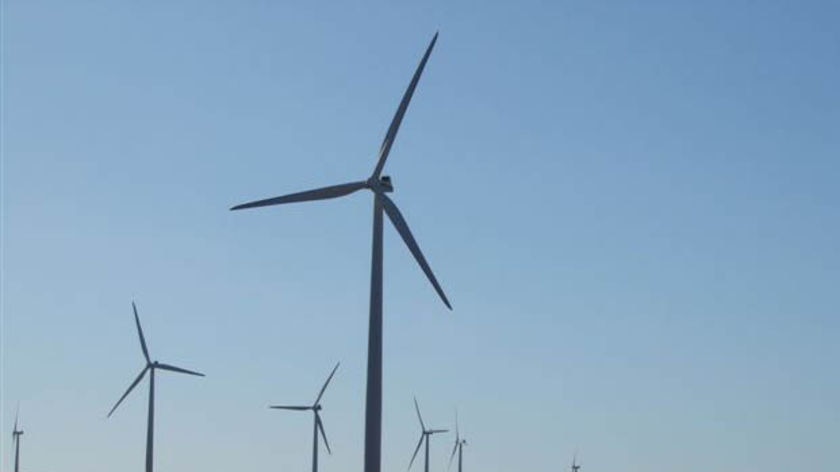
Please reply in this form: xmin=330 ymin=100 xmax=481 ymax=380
xmin=11 ymin=407 xmax=23 ymax=472
xmin=269 ymin=362 xmax=340 ymax=472
xmin=408 ymin=398 xmax=448 ymax=472
xmin=108 ymin=301 xmax=205 ymax=472
xmin=447 ymin=411 xmax=466 ymax=472
xmin=231 ymin=32 xmax=450 ymax=472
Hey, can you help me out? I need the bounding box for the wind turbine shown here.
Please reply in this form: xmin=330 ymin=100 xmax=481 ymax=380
xmin=231 ymin=32 xmax=450 ymax=472
xmin=571 ymin=451 xmax=581 ymax=472
xmin=447 ymin=411 xmax=466 ymax=472
xmin=11 ymin=406 xmax=23 ymax=472
xmin=408 ymin=398 xmax=448 ymax=472
xmin=107 ymin=301 xmax=205 ymax=472
xmin=269 ymin=362 xmax=340 ymax=472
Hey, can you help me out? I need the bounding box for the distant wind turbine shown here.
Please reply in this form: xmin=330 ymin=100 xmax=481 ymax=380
xmin=408 ymin=398 xmax=448 ymax=472
xmin=11 ymin=406 xmax=23 ymax=472
xmin=269 ymin=362 xmax=340 ymax=472
xmin=231 ymin=32 xmax=450 ymax=472
xmin=571 ymin=451 xmax=581 ymax=472
xmin=447 ymin=411 xmax=466 ymax=472
xmin=107 ymin=301 xmax=205 ymax=472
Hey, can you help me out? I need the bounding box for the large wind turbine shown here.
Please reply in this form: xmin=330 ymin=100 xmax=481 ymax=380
xmin=108 ymin=301 xmax=205 ymax=472
xmin=447 ymin=412 xmax=466 ymax=472
xmin=11 ymin=407 xmax=23 ymax=472
xmin=408 ymin=398 xmax=448 ymax=472
xmin=269 ymin=362 xmax=340 ymax=472
xmin=231 ymin=32 xmax=450 ymax=472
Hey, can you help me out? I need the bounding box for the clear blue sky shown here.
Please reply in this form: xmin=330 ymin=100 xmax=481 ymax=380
xmin=2 ymin=1 xmax=838 ymax=471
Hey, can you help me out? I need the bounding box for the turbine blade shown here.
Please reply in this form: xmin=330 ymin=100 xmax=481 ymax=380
xmin=372 ymin=32 xmax=439 ymax=179
xmin=380 ymin=193 xmax=451 ymax=309
xmin=316 ymin=413 xmax=331 ymax=454
xmin=430 ymin=429 xmax=449 ymax=434
xmin=268 ymin=405 xmax=311 ymax=411
xmin=14 ymin=405 xmax=19 ymax=432
xmin=314 ymin=362 xmax=340 ymax=406
xmin=455 ymin=409 xmax=460 ymax=442
xmin=448 ymin=439 xmax=458 ymax=470
xmin=132 ymin=302 xmax=150 ymax=363
xmin=408 ymin=433 xmax=425 ymax=470
xmin=156 ymin=363 xmax=205 ymax=377
xmin=231 ymin=181 xmax=367 ymax=211
xmin=108 ymin=366 xmax=149 ymax=417
xmin=414 ymin=397 xmax=426 ymax=431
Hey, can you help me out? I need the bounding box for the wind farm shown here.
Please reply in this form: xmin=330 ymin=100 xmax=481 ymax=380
xmin=5 ymin=3 xmax=839 ymax=472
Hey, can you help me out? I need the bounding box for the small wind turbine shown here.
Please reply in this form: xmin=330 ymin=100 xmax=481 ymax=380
xmin=571 ymin=451 xmax=581 ymax=472
xmin=11 ymin=406 xmax=23 ymax=472
xmin=408 ymin=398 xmax=448 ymax=472
xmin=231 ymin=33 xmax=449 ymax=472
xmin=447 ymin=411 xmax=466 ymax=472
xmin=108 ymin=301 xmax=205 ymax=472
xmin=269 ymin=362 xmax=340 ymax=472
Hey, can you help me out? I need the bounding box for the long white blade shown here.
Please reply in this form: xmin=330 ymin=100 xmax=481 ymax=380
xmin=414 ymin=397 xmax=426 ymax=431
xmin=381 ymin=193 xmax=451 ymax=309
xmin=132 ymin=302 xmax=150 ymax=363
xmin=231 ymin=181 xmax=367 ymax=211
xmin=314 ymin=362 xmax=340 ymax=406
xmin=317 ymin=413 xmax=331 ymax=454
xmin=372 ymin=32 xmax=439 ymax=179
xmin=408 ymin=433 xmax=425 ymax=470
xmin=156 ymin=362 xmax=204 ymax=377
xmin=108 ymin=366 xmax=149 ymax=417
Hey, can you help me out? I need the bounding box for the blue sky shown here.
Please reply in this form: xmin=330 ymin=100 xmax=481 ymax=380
xmin=2 ymin=1 xmax=838 ymax=471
